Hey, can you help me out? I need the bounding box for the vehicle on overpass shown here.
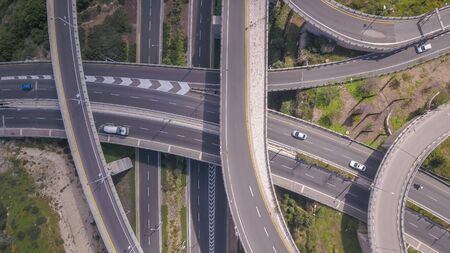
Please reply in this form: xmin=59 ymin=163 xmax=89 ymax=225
xmin=292 ymin=130 xmax=307 ymax=140
xmin=416 ymin=43 xmax=432 ymax=54
xmin=102 ymin=125 xmax=129 ymax=136
xmin=349 ymin=160 xmax=366 ymax=171
xmin=20 ymin=83 xmax=33 ymax=91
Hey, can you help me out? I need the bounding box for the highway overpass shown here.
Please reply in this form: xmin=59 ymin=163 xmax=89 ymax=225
xmin=1 ymin=104 xmax=449 ymax=253
xmin=284 ymin=0 xmax=450 ymax=52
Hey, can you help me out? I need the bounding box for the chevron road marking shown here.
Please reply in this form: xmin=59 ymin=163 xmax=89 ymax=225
xmin=208 ymin=164 xmax=216 ymax=253
xmin=157 ymin=80 xmax=173 ymax=92
xmin=0 ymin=75 xmax=191 ymax=95
xmin=177 ymin=82 xmax=190 ymax=95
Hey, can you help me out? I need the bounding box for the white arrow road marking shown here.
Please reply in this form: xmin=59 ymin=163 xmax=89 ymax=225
xmin=30 ymin=75 xmax=40 ymax=79
xmin=102 ymin=76 xmax=115 ymax=84
xmin=120 ymin=77 xmax=133 ymax=86
xmin=157 ymin=80 xmax=173 ymax=92
xmin=41 ymin=75 xmax=52 ymax=80
xmin=0 ymin=76 xmax=15 ymax=80
xmin=137 ymin=79 xmax=152 ymax=88
xmin=85 ymin=76 xmax=97 ymax=82
xmin=177 ymin=82 xmax=190 ymax=95
xmin=17 ymin=76 xmax=27 ymax=79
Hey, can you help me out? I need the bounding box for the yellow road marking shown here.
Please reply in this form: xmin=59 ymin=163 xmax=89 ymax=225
xmin=49 ymin=0 xmax=117 ymax=251
xmin=243 ymin=1 xmax=296 ymax=252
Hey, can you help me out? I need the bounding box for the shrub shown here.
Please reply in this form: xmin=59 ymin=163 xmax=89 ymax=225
xmin=318 ymin=115 xmax=332 ymax=128
xmin=27 ymin=225 xmax=40 ymax=240
xmin=401 ymin=73 xmax=412 ymax=82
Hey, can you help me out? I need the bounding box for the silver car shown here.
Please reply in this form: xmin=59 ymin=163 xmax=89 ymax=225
xmin=349 ymin=160 xmax=366 ymax=171
xmin=291 ymin=130 xmax=307 ymax=140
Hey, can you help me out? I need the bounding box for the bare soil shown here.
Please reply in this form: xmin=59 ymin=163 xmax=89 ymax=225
xmin=331 ymin=55 xmax=450 ymax=147
xmin=0 ymin=140 xmax=106 ymax=253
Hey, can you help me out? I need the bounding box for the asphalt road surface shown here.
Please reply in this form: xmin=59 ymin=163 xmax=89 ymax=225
xmin=1 ymin=107 xmax=449 ymax=252
xmin=136 ymin=149 xmax=161 ymax=253
xmin=138 ymin=0 xmax=163 ymax=64
xmin=49 ymin=0 xmax=139 ymax=251
xmin=190 ymin=0 xmax=213 ymax=67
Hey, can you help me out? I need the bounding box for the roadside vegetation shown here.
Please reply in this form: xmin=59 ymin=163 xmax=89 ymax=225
xmin=337 ymin=0 xmax=450 ymax=17
xmin=295 ymin=152 xmax=356 ymax=181
xmin=422 ymin=137 xmax=450 ymax=181
xmin=102 ymin=144 xmax=137 ymax=231
xmin=268 ymin=1 xmax=364 ymax=69
xmin=162 ymin=0 xmax=188 ymax=66
xmin=269 ymin=55 xmax=450 ymax=149
xmin=407 ymin=247 xmax=422 ymax=253
xmin=277 ymin=189 xmax=362 ymax=253
xmin=161 ymin=154 xmax=187 ymax=253
xmin=0 ymin=156 xmax=64 ymax=253
xmin=79 ymin=0 xmax=136 ymax=62
xmin=0 ymin=0 xmax=48 ymax=61
xmin=406 ymin=201 xmax=450 ymax=230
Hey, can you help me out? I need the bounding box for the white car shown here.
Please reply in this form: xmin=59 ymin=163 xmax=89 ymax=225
xmin=291 ymin=130 xmax=307 ymax=140
xmin=349 ymin=160 xmax=366 ymax=171
xmin=416 ymin=43 xmax=431 ymax=53
xmin=103 ymin=125 xmax=129 ymax=136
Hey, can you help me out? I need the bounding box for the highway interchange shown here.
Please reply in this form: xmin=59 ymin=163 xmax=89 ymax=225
xmin=1 ymin=0 xmax=450 ymax=252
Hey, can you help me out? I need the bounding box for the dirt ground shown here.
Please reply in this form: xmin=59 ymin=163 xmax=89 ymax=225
xmin=330 ymin=55 xmax=450 ymax=148
xmin=0 ymin=140 xmax=106 ymax=253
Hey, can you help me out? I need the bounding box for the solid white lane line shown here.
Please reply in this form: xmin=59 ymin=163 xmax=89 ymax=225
xmin=426 ymin=195 xmax=438 ymax=202
xmin=281 ymin=165 xmax=292 ymax=170
xmin=305 ymin=173 xmax=314 ymax=179
xmin=408 ymin=222 xmax=418 ymax=228
xmin=263 ymin=227 xmax=269 ymax=237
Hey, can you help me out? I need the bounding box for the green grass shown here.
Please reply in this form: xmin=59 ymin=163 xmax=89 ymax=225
xmin=407 ymin=246 xmax=422 ymax=253
xmin=278 ymin=191 xmax=362 ymax=253
xmin=180 ymin=206 xmax=187 ymax=251
xmin=389 ymin=114 xmax=407 ymax=132
xmin=0 ymin=158 xmax=65 ymax=253
xmin=337 ymin=0 xmax=450 ymax=17
xmin=407 ymin=201 xmax=450 ymax=230
xmin=103 ymin=144 xmax=136 ymax=230
xmin=101 ymin=143 xmax=135 ymax=163
xmin=296 ymin=153 xmax=356 ymax=181
xmin=161 ymin=205 xmax=169 ymax=253
xmin=422 ymin=137 xmax=450 ymax=180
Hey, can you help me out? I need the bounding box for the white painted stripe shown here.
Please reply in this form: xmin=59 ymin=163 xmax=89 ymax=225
xmin=102 ymin=76 xmax=115 ymax=84
xmin=157 ymin=80 xmax=173 ymax=92
xmin=85 ymin=75 xmax=96 ymax=82
xmin=42 ymin=75 xmax=52 ymax=80
xmin=177 ymin=81 xmax=190 ymax=95
xmin=137 ymin=79 xmax=152 ymax=89
xmin=1 ymin=76 xmax=15 ymax=80
xmin=120 ymin=77 xmax=133 ymax=86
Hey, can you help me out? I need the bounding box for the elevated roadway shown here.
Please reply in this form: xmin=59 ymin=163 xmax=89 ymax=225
xmin=2 ymin=27 xmax=450 ymax=92
xmin=47 ymin=0 xmax=141 ymax=252
xmin=1 ymin=78 xmax=449 ymax=224
xmin=1 ymin=106 xmax=449 ymax=252
xmin=368 ymin=105 xmax=450 ymax=252
xmin=284 ymin=0 xmax=450 ymax=52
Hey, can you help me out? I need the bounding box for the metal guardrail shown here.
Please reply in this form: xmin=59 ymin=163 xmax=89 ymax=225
xmin=327 ymin=0 xmax=450 ymax=20
xmin=367 ymin=104 xmax=450 ymax=253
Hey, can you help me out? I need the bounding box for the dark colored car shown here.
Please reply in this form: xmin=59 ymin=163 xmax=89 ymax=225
xmin=21 ymin=83 xmax=33 ymax=91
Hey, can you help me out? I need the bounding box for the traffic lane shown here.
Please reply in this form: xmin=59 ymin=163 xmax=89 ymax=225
xmin=270 ymin=152 xmax=370 ymax=212
xmin=214 ymin=168 xmax=228 ymax=253
xmin=268 ymin=114 xmax=382 ymax=179
xmin=288 ymin=0 xmax=398 ymax=43
xmin=3 ymin=107 xmax=450 ymax=250
xmin=93 ymin=113 xmax=220 ymax=156
xmin=409 ymin=173 xmax=450 ymax=222
xmin=267 ymin=32 xmax=450 ymax=89
xmin=191 ymin=0 xmax=213 ymax=67
xmin=139 ymin=0 xmax=163 ymax=64
xmin=190 ymin=160 xmax=210 ymax=253
xmin=54 ymin=0 xmax=134 ymax=250
xmin=138 ymin=149 xmax=160 ymax=253
xmin=0 ymin=79 xmax=220 ymax=124
xmin=404 ymin=209 xmax=450 ymax=253
xmin=84 ymin=63 xmax=220 ymax=85
xmin=220 ymin=0 xmax=289 ymax=251
xmin=0 ymin=62 xmax=53 ymax=77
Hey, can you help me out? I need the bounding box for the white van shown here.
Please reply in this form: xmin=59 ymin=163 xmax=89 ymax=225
xmin=416 ymin=43 xmax=432 ymax=53
xmin=103 ymin=125 xmax=129 ymax=136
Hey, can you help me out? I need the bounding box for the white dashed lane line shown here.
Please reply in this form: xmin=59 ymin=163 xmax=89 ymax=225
xmin=249 ymin=185 xmax=254 ymax=197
